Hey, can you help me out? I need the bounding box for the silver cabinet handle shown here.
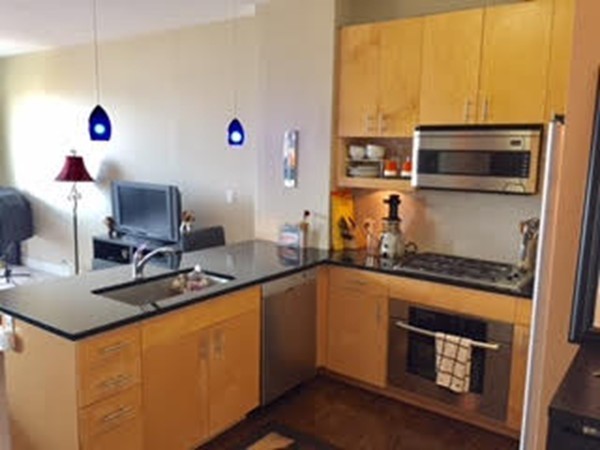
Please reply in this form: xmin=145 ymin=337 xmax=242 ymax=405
xmin=199 ymin=337 xmax=209 ymax=361
xmin=379 ymin=113 xmax=389 ymax=134
xmin=213 ymin=330 xmax=224 ymax=360
xmin=464 ymin=100 xmax=472 ymax=123
xmin=98 ymin=342 xmax=128 ymax=356
xmin=365 ymin=114 xmax=376 ymax=133
xmin=101 ymin=406 xmax=134 ymax=424
xmin=483 ymin=98 xmax=490 ymax=122
xmin=98 ymin=374 xmax=131 ymax=390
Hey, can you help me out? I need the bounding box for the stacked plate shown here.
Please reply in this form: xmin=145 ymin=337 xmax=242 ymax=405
xmin=348 ymin=165 xmax=380 ymax=178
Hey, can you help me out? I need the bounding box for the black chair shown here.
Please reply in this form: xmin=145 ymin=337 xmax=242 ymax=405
xmin=1 ymin=242 xmax=30 ymax=284
xmin=181 ymin=226 xmax=226 ymax=252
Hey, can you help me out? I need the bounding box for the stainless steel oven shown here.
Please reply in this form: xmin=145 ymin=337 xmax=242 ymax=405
xmin=412 ymin=124 xmax=543 ymax=194
xmin=387 ymin=299 xmax=513 ymax=421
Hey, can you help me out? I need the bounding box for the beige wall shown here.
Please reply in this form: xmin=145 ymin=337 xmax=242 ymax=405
xmin=339 ymin=0 xmax=520 ymax=24
xmin=254 ymin=0 xmax=336 ymax=248
xmin=0 ymin=19 xmax=258 ymax=274
xmin=0 ymin=68 xmax=6 ymax=186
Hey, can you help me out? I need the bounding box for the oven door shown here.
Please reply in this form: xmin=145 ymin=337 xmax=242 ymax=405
xmin=387 ymin=300 xmax=513 ymax=422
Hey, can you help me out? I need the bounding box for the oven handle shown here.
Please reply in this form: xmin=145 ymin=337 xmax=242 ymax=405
xmin=394 ymin=320 xmax=501 ymax=351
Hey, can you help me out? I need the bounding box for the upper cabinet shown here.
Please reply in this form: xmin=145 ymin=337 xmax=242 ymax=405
xmin=419 ymin=1 xmax=555 ymax=126
xmin=545 ymin=0 xmax=575 ymax=119
xmin=477 ymin=0 xmax=554 ymax=124
xmin=338 ymin=18 xmax=423 ymax=137
xmin=419 ymin=9 xmax=484 ymax=125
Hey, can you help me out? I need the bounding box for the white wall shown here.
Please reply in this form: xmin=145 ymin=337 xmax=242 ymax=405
xmin=254 ymin=0 xmax=336 ymax=248
xmin=0 ymin=19 xmax=258 ymax=274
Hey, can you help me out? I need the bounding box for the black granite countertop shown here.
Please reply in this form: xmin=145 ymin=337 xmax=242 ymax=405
xmin=0 ymin=240 xmax=328 ymax=340
xmin=0 ymin=241 xmax=531 ymax=341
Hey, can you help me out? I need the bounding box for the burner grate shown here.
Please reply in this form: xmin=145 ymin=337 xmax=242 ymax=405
xmin=395 ymin=252 xmax=531 ymax=293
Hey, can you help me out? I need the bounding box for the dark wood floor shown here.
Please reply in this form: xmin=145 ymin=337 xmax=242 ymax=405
xmin=200 ymin=376 xmax=519 ymax=450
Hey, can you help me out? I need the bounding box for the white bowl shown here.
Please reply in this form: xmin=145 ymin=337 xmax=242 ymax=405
xmin=366 ymin=144 xmax=385 ymax=160
xmin=348 ymin=145 xmax=366 ymax=160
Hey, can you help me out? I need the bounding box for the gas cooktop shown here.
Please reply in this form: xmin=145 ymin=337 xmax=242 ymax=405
xmin=394 ymin=252 xmax=533 ymax=295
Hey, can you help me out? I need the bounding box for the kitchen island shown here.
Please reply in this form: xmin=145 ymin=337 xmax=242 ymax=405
xmin=0 ymin=240 xmax=532 ymax=449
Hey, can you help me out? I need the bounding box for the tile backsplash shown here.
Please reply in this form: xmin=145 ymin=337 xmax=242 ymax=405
xmin=354 ymin=189 xmax=541 ymax=264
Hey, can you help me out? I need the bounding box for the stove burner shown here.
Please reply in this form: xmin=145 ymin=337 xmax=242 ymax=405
xmin=394 ymin=253 xmax=532 ymax=294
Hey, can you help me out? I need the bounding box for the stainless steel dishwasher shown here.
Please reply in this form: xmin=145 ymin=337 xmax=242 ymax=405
xmin=261 ymin=269 xmax=317 ymax=405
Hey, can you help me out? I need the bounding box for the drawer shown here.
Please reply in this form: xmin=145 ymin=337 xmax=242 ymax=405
xmin=329 ymin=267 xmax=388 ymax=296
xmin=79 ymin=326 xmax=141 ymax=368
xmin=78 ymin=326 xmax=141 ymax=407
xmin=79 ymin=386 xmax=143 ymax=450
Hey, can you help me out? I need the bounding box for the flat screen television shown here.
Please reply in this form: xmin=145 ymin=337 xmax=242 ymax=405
xmin=111 ymin=181 xmax=181 ymax=243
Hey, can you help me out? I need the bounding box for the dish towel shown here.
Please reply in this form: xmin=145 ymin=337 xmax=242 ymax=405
xmin=435 ymin=332 xmax=473 ymax=394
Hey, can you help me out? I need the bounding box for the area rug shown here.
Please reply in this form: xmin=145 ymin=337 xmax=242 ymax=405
xmin=242 ymin=423 xmax=337 ymax=450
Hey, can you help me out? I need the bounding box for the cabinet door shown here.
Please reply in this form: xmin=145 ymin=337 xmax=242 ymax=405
xmin=142 ymin=326 xmax=209 ymax=450
xmin=545 ymin=0 xmax=575 ymax=119
xmin=338 ymin=24 xmax=380 ymax=137
xmin=419 ymin=9 xmax=484 ymax=125
xmin=208 ymin=309 xmax=260 ymax=435
xmin=378 ymin=17 xmax=423 ymax=137
xmin=326 ymin=268 xmax=388 ymax=387
xmin=478 ymin=0 xmax=553 ymax=124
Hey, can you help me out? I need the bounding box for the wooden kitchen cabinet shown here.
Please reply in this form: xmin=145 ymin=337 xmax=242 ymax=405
xmin=419 ymin=1 xmax=554 ymax=126
xmin=142 ymin=325 xmax=209 ymax=450
xmin=545 ymin=0 xmax=575 ymax=119
xmin=419 ymin=9 xmax=484 ymax=125
xmin=338 ymin=18 xmax=423 ymax=137
xmin=142 ymin=287 xmax=260 ymax=450
xmin=477 ymin=0 xmax=554 ymax=124
xmin=208 ymin=309 xmax=260 ymax=435
xmin=326 ymin=267 xmax=388 ymax=387
xmin=338 ymin=24 xmax=379 ymax=137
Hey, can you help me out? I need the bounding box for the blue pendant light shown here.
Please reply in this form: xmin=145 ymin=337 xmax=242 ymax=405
xmin=89 ymin=105 xmax=112 ymax=141
xmin=89 ymin=0 xmax=112 ymax=142
xmin=228 ymin=117 xmax=245 ymax=146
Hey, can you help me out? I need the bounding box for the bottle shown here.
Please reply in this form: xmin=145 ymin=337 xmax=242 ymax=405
xmin=299 ymin=210 xmax=310 ymax=248
xmin=383 ymin=159 xmax=398 ymax=178
xmin=401 ymin=156 xmax=412 ymax=179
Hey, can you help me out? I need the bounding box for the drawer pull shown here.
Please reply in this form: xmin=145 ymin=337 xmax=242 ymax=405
xmin=101 ymin=406 xmax=134 ymax=424
xmin=98 ymin=342 xmax=128 ymax=356
xmin=98 ymin=374 xmax=131 ymax=390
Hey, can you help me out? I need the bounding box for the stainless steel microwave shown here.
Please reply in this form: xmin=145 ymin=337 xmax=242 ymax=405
xmin=412 ymin=124 xmax=544 ymax=194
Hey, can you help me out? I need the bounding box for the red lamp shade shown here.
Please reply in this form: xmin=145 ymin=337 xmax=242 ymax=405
xmin=55 ymin=155 xmax=94 ymax=182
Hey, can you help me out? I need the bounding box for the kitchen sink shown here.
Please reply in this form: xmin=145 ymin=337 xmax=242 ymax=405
xmin=93 ymin=268 xmax=233 ymax=307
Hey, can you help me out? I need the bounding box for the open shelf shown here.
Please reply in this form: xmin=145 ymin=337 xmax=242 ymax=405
xmin=337 ymin=176 xmax=413 ymax=191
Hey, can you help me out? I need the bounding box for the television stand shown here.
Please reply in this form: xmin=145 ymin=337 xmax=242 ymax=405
xmin=91 ymin=226 xmax=225 ymax=270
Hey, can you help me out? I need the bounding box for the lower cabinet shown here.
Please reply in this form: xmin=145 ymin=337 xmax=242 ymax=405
xmin=142 ymin=287 xmax=260 ymax=450
xmin=326 ymin=267 xmax=388 ymax=387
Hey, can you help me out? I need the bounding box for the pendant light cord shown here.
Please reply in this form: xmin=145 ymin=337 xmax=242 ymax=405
xmin=230 ymin=0 xmax=238 ymax=115
xmin=92 ymin=0 xmax=101 ymax=105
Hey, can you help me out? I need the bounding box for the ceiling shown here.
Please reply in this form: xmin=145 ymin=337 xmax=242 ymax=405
xmin=0 ymin=0 xmax=269 ymax=58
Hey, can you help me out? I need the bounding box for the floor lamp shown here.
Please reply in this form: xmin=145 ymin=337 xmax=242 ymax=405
xmin=55 ymin=151 xmax=94 ymax=275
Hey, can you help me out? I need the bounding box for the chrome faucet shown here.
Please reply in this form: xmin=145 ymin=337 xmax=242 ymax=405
xmin=132 ymin=246 xmax=180 ymax=280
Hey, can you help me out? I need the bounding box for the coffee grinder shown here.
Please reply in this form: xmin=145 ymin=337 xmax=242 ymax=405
xmin=379 ymin=194 xmax=403 ymax=259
